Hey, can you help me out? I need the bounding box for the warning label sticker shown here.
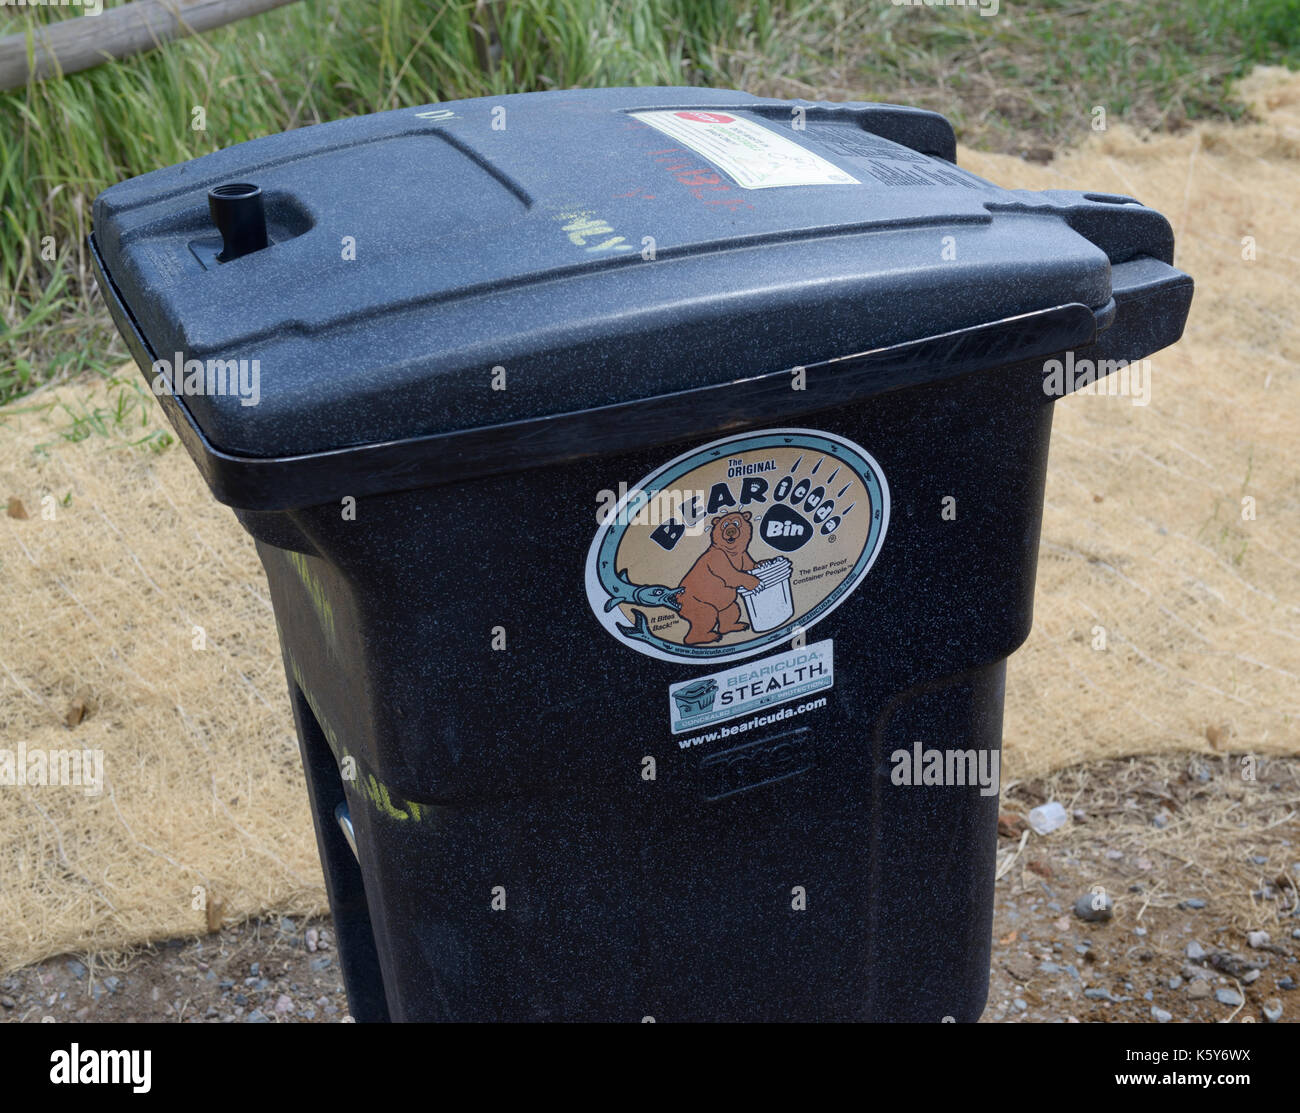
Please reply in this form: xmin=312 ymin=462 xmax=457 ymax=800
xmin=629 ymin=110 xmax=860 ymax=189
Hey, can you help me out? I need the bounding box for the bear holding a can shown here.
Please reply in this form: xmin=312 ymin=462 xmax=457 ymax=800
xmin=676 ymin=512 xmax=762 ymax=645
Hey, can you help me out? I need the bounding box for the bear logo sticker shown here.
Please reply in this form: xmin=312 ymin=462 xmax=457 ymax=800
xmin=586 ymin=429 xmax=889 ymax=663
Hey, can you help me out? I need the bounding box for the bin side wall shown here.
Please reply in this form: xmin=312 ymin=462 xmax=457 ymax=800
xmin=253 ymin=361 xmax=1053 ymax=801
xmin=249 ymin=361 xmax=1052 ymax=1021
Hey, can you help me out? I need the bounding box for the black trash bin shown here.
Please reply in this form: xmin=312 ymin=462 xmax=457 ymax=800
xmin=91 ymin=88 xmax=1192 ymax=1022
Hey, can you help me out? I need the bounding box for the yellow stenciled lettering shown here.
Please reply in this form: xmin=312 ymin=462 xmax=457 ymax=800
xmin=285 ymin=646 xmax=426 ymax=823
xmin=375 ymin=781 xmax=408 ymax=821
xmin=284 ymin=550 xmax=338 ymax=648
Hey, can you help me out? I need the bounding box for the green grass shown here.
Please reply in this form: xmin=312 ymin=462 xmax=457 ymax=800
xmin=1 ymin=0 xmax=1296 ymax=407
xmin=771 ymin=0 xmax=1300 ymax=155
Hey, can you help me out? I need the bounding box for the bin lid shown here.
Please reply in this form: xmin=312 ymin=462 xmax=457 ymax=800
xmin=91 ymin=87 xmax=1179 ymax=493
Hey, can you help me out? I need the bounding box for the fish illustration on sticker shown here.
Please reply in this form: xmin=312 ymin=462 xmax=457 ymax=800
xmin=586 ymin=429 xmax=889 ymax=663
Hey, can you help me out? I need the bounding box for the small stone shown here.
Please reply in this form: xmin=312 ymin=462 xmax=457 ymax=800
xmin=65 ymin=960 xmax=87 ymax=979
xmin=1278 ymin=976 xmax=1296 ymax=991
xmin=1243 ymin=969 xmax=1261 ymax=984
xmin=998 ymin=812 xmax=1027 ymax=838
xmin=1250 ymin=855 xmax=1268 ymax=865
xmin=1247 ymin=930 xmax=1270 ymax=949
xmin=1168 ymin=976 xmax=1183 ymax=990
xmin=1186 ymin=941 xmax=1206 ymax=961
xmin=1151 ymin=813 xmax=1169 ymax=829
xmin=1134 ymin=926 xmax=1148 ymax=937
xmin=1181 ymin=898 xmax=1207 ymax=910
xmin=102 ymin=976 xmax=119 ymax=994
xmin=274 ymin=994 xmax=294 ymax=1015
xmin=1005 ymin=956 xmax=1036 ymax=983
xmin=1262 ymin=999 xmax=1283 ymax=1023
xmin=1210 ymin=951 xmax=1262 ymax=978
xmin=205 ymin=1006 xmax=218 ymax=1018
xmin=1039 ymin=961 xmax=1062 ymax=974
xmin=1106 ymin=850 xmax=1123 ymax=861
xmin=1013 ymin=998 xmax=1027 ymax=1011
xmin=1135 ymin=856 xmax=1153 ymax=870
xmin=1187 ymin=982 xmax=1212 ymax=1000
xmin=1152 ymin=1007 xmax=1172 ymax=1023
xmin=1143 ymin=990 xmax=1153 ymax=1001
xmin=247 ymin=1009 xmax=270 ymax=1023
xmin=1046 ymin=901 xmax=1062 ymax=914
xmin=0 ymin=996 xmax=14 ymax=1009
xmin=309 ymin=956 xmax=332 ymax=972
xmin=1074 ymin=893 xmax=1114 ymax=922
xmin=1215 ymin=988 xmax=1244 ymax=1006
xmin=305 ymin=928 xmax=319 ymax=953
xmin=249 ymin=962 xmax=260 ymax=976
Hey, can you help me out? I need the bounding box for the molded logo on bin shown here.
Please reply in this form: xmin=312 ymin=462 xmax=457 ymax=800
xmin=586 ymin=429 xmax=889 ymax=663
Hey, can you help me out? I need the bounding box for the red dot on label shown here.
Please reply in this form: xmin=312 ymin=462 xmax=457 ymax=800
xmin=675 ymin=111 xmax=734 ymax=124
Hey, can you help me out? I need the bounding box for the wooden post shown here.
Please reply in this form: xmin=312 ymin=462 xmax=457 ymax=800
xmin=0 ymin=0 xmax=304 ymax=92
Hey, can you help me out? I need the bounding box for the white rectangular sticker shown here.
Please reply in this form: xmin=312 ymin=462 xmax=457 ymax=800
xmin=630 ymin=110 xmax=860 ymax=189
xmin=669 ymin=639 xmax=834 ymax=736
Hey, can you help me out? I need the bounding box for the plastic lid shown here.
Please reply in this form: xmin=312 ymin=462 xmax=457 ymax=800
xmin=92 ymin=87 xmax=1177 ymax=467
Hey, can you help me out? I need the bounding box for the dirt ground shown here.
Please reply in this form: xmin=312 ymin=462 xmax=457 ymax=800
xmin=985 ymin=754 xmax=1298 ymax=1024
xmin=0 ymin=916 xmax=349 ymax=1024
xmin=2 ymin=752 xmax=1293 ymax=1024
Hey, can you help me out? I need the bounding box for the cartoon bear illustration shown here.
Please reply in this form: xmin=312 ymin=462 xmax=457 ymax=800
xmin=676 ymin=511 xmax=762 ymax=645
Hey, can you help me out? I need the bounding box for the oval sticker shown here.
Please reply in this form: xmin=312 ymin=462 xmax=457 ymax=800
xmin=586 ymin=428 xmax=889 ymax=663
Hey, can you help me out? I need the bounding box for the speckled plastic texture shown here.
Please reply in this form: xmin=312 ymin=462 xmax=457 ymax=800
xmin=92 ymin=88 xmax=1192 ymax=1022
xmin=92 ymin=87 xmax=1177 ymax=461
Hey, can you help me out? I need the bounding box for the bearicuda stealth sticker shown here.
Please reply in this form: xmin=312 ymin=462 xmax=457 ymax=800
xmin=586 ymin=429 xmax=889 ymax=663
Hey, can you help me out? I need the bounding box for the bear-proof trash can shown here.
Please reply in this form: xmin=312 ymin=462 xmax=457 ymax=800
xmin=90 ymin=87 xmax=1193 ymax=1022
